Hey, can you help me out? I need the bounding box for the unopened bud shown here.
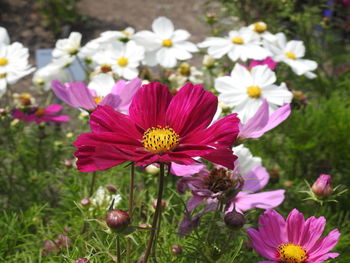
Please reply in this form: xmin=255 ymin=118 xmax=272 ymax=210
xmin=171 ymin=244 xmax=183 ymax=255
xmin=145 ymin=164 xmax=160 ymax=175
xmin=106 ymin=209 xmax=130 ymax=231
xmin=64 ymin=160 xmax=73 ymax=168
xmin=202 ymin=55 xmax=215 ymax=67
xmin=80 ymin=197 xmax=90 ymax=207
xmin=151 ymin=199 xmax=166 ymax=210
xmin=106 ymin=184 xmax=117 ymax=193
xmin=312 ymin=174 xmax=333 ymax=197
xmin=0 ymin=108 xmax=7 ymax=116
xmin=283 ymin=180 xmax=294 ymax=188
xmin=75 ymin=258 xmax=89 ymax=263
xmin=224 ymin=211 xmax=245 ymax=230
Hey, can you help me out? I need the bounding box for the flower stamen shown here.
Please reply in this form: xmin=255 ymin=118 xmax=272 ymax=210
xmin=253 ymin=22 xmax=267 ymax=33
xmin=285 ymin=51 xmax=297 ymax=60
xmin=35 ymin=108 xmax=46 ymax=117
xmin=0 ymin=57 xmax=8 ymax=66
xmin=278 ymin=243 xmax=307 ymax=263
xmin=247 ymin=86 xmax=261 ymax=98
xmin=117 ymin=57 xmax=129 ymax=67
xmin=162 ymin=39 xmax=173 ymax=47
xmin=142 ymin=126 xmax=179 ymax=154
xmin=231 ymin=37 xmax=244 ymax=45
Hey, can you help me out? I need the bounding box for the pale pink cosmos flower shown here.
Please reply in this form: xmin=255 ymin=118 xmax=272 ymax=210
xmin=51 ymin=75 xmax=142 ymax=112
xmin=12 ymin=104 xmax=69 ymax=124
xmin=247 ymin=209 xmax=340 ymax=263
xmin=239 ymin=99 xmax=291 ymax=139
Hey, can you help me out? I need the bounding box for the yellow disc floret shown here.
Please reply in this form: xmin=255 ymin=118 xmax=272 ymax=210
xmin=94 ymin=97 xmax=103 ymax=104
xmin=253 ymin=22 xmax=267 ymax=33
xmin=35 ymin=108 xmax=46 ymax=117
xmin=278 ymin=243 xmax=307 ymax=263
xmin=162 ymin=39 xmax=173 ymax=47
xmin=247 ymin=86 xmax=262 ymax=98
xmin=117 ymin=57 xmax=129 ymax=67
xmin=231 ymin=37 xmax=244 ymax=45
xmin=0 ymin=57 xmax=8 ymax=66
xmin=142 ymin=126 xmax=179 ymax=154
xmin=285 ymin=51 xmax=297 ymax=60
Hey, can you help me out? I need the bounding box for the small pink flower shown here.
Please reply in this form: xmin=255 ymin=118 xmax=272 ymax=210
xmin=249 ymin=57 xmax=278 ymax=70
xmin=247 ymin=209 xmax=340 ymax=263
xmin=12 ymin=104 xmax=69 ymax=124
xmin=312 ymin=174 xmax=333 ymax=197
xmin=51 ymin=77 xmax=142 ymax=112
xmin=239 ymin=99 xmax=291 ymax=139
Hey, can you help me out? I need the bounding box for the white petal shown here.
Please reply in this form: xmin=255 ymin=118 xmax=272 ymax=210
xmin=251 ymin=65 xmax=276 ymax=87
xmin=132 ymin=31 xmax=161 ymax=51
xmin=285 ymin=40 xmax=305 ymax=58
xmin=152 ymin=17 xmax=174 ymax=39
xmin=121 ymin=67 xmax=138 ymax=80
xmin=174 ymin=41 xmax=198 ymax=52
xmin=172 ymin=47 xmax=192 ymax=60
xmin=286 ymin=59 xmax=317 ymax=75
xmin=262 ymin=83 xmax=293 ymax=106
xmin=0 ymin=27 xmax=10 ymax=45
xmin=88 ymin=73 xmax=115 ymax=97
xmin=172 ymin=29 xmax=190 ymax=42
xmin=143 ymin=50 xmax=158 ymax=66
xmin=157 ymin=48 xmax=177 ymax=68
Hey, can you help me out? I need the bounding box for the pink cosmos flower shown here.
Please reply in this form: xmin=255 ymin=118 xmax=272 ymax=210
xmin=73 ymin=82 xmax=240 ymax=172
xmin=247 ymin=209 xmax=340 ymax=263
xmin=249 ymin=57 xmax=278 ymax=70
xmin=51 ymin=76 xmax=142 ymax=112
xmin=12 ymin=104 xmax=69 ymax=124
xmin=239 ymin=99 xmax=291 ymax=139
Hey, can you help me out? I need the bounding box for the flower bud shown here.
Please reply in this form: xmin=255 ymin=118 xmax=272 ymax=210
xmin=75 ymin=258 xmax=89 ymax=263
xmin=151 ymin=199 xmax=166 ymax=210
xmin=283 ymin=180 xmax=294 ymax=188
xmin=64 ymin=160 xmax=73 ymax=168
xmin=202 ymin=55 xmax=215 ymax=67
xmin=312 ymin=174 xmax=333 ymax=197
xmin=171 ymin=244 xmax=183 ymax=255
xmin=0 ymin=108 xmax=7 ymax=116
xmin=106 ymin=184 xmax=117 ymax=193
xmin=145 ymin=164 xmax=160 ymax=175
xmin=224 ymin=211 xmax=245 ymax=230
xmin=80 ymin=197 xmax=90 ymax=207
xmin=106 ymin=209 xmax=130 ymax=231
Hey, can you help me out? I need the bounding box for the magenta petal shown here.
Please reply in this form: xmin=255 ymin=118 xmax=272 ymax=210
xmin=309 ymin=252 xmax=339 ymax=263
xmin=307 ymin=229 xmax=340 ymax=259
xmin=48 ymin=115 xmax=70 ymax=122
xmin=129 ymin=82 xmax=172 ymax=130
xmin=262 ymin=103 xmax=291 ymax=134
xmin=100 ymin=93 xmax=122 ymax=109
xmin=171 ymin=162 xmax=206 ymax=177
xmin=300 ymin=216 xmax=326 ymax=250
xmin=242 ymin=166 xmax=270 ymax=192
xmin=239 ymin=99 xmax=269 ymax=139
xmin=111 ymin=78 xmax=142 ymax=112
xmin=246 ymin=228 xmax=277 ymax=260
xmin=187 ymin=195 xmax=205 ymax=212
xmin=166 ymin=83 xmax=218 ymax=136
xmin=92 ymin=144 xmax=129 ymax=170
xmin=286 ymin=209 xmax=305 ymax=245
xmin=202 ymin=148 xmax=237 ymax=169
xmin=44 ymin=104 xmax=62 ymax=113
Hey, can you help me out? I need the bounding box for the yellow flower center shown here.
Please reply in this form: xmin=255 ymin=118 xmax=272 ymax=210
xmin=162 ymin=39 xmax=173 ymax=47
xmin=231 ymin=37 xmax=244 ymax=45
xmin=121 ymin=30 xmax=131 ymax=36
xmin=0 ymin=73 xmax=7 ymax=78
xmin=0 ymin=57 xmax=8 ymax=66
xmin=18 ymin=93 xmax=33 ymax=106
xmin=35 ymin=108 xmax=46 ymax=117
xmin=285 ymin=51 xmax=297 ymax=60
xmin=68 ymin=48 xmax=79 ymax=56
xmin=94 ymin=97 xmax=104 ymax=104
xmin=179 ymin=63 xmax=191 ymax=76
xmin=35 ymin=77 xmax=45 ymax=86
xmin=247 ymin=86 xmax=261 ymax=98
xmin=142 ymin=126 xmax=179 ymax=154
xmin=278 ymin=243 xmax=307 ymax=263
xmin=117 ymin=57 xmax=128 ymax=67
xmin=253 ymin=22 xmax=267 ymax=33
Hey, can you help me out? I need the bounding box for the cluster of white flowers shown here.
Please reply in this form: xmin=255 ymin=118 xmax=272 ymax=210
xmin=89 ymin=186 xmax=122 ymax=211
xmin=0 ymin=27 xmax=35 ymax=97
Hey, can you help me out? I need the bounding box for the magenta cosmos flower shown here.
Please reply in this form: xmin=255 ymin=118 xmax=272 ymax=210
xmin=247 ymin=209 xmax=340 ymax=263
xmin=12 ymin=104 xmax=69 ymax=124
xmin=51 ymin=75 xmax=142 ymax=112
xmin=73 ymin=82 xmax=240 ymax=172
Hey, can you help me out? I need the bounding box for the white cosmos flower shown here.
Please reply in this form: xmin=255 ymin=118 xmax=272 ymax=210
xmin=233 ymin=144 xmax=262 ymax=175
xmin=90 ymin=186 xmax=122 ymax=211
xmin=0 ymin=27 xmax=10 ymax=45
xmin=88 ymin=73 xmax=115 ymax=99
xmin=215 ymin=64 xmax=293 ymax=123
xmin=248 ymin=21 xmax=276 ymax=42
xmin=0 ymin=42 xmax=35 ymax=97
xmin=52 ymin=32 xmax=82 ymax=63
xmin=265 ymin=32 xmax=317 ymax=78
xmin=33 ymin=59 xmax=70 ymax=90
xmin=93 ymin=41 xmax=144 ymax=80
xmin=168 ymin=62 xmax=203 ymax=89
xmin=98 ymin=27 xmax=135 ymax=44
xmin=133 ymin=16 xmax=198 ymax=68
xmin=198 ymin=27 xmax=270 ymax=62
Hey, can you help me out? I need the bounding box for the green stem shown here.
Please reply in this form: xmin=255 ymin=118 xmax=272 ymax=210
xmin=126 ymin=164 xmax=135 ymax=263
xmin=116 ymin=236 xmax=121 ymax=263
xmin=143 ymin=163 xmax=165 ymax=263
xmin=88 ymin=171 xmax=97 ymax=197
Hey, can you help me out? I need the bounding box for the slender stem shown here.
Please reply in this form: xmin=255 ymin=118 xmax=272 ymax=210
xmin=116 ymin=236 xmax=121 ymax=263
xmin=88 ymin=171 xmax=97 ymax=197
xmin=205 ymin=201 xmax=221 ymax=244
xmin=126 ymin=164 xmax=135 ymax=263
xmin=143 ymin=163 xmax=165 ymax=263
